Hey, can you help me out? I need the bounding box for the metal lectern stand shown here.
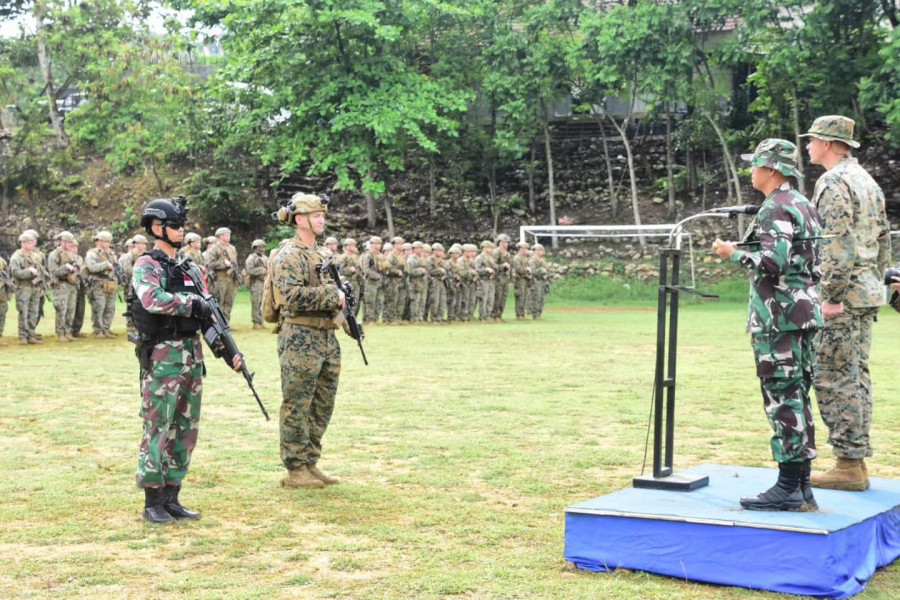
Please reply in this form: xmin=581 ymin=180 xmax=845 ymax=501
xmin=633 ymin=245 xmax=717 ymax=491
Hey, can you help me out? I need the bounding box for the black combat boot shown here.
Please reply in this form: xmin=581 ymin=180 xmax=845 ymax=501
xmin=142 ymin=487 xmax=176 ymax=524
xmin=801 ymin=459 xmax=818 ymax=511
xmin=163 ymin=485 xmax=201 ymax=520
xmin=740 ymin=462 xmax=805 ymax=511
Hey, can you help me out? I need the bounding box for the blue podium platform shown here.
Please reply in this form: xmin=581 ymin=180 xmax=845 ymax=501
xmin=564 ymin=464 xmax=900 ymax=598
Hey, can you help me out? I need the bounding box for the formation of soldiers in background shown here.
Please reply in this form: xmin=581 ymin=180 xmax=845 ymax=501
xmin=0 ymin=228 xmax=553 ymax=345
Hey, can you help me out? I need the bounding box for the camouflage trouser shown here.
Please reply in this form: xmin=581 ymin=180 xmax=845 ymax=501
xmin=53 ymin=281 xmax=78 ymax=335
xmin=136 ymin=337 xmax=204 ymax=488
xmin=751 ymin=330 xmax=817 ymax=463
xmin=478 ymin=279 xmax=495 ymax=320
xmin=528 ymin=281 xmax=547 ymax=317
xmin=72 ymin=287 xmax=86 ymax=333
xmin=0 ymin=295 xmax=7 ymax=338
xmin=407 ymin=279 xmax=427 ymax=322
xmin=460 ymin=282 xmax=477 ymax=321
xmin=214 ymin=275 xmax=237 ymax=323
xmin=250 ymin=282 xmax=264 ymax=325
xmin=812 ymin=306 xmax=878 ymax=459
xmin=384 ymin=277 xmax=405 ymax=322
xmin=446 ymin=284 xmax=459 ymax=321
xmin=513 ymin=280 xmax=530 ymax=318
xmin=492 ymin=279 xmax=510 ymax=318
xmin=15 ymin=285 xmax=41 ymax=339
xmin=363 ymin=280 xmax=383 ymax=323
xmin=278 ymin=323 xmax=341 ymax=469
xmin=89 ymin=282 xmax=116 ymax=334
xmin=429 ymin=280 xmax=446 ymax=322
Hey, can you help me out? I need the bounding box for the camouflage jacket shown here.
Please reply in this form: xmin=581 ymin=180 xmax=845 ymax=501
xmin=512 ymin=254 xmax=532 ymax=281
xmin=132 ymin=251 xmax=204 ymax=319
xmin=457 ymin=257 xmax=477 ymax=283
xmin=386 ymin=252 xmax=406 ymax=278
xmin=491 ymin=248 xmax=512 ymax=282
xmin=85 ymin=247 xmax=117 ymax=281
xmin=426 ymin=257 xmax=448 ymax=282
xmin=730 ymin=183 xmax=823 ymax=333
xmin=118 ymin=251 xmax=138 ymax=284
xmin=48 ymin=248 xmax=81 ymax=285
xmin=406 ymin=255 xmax=428 ymax=279
xmin=360 ymin=251 xmax=386 ymax=283
xmin=474 ymin=252 xmax=497 ymax=280
xmin=338 ymin=253 xmax=364 ymax=288
xmin=9 ymin=249 xmax=44 ymax=287
xmin=271 ymin=238 xmax=341 ymax=318
xmin=0 ymin=256 xmax=13 ymax=299
xmin=206 ymin=242 xmax=238 ymax=273
xmin=245 ymin=252 xmax=268 ymax=286
xmin=813 ymin=156 xmax=890 ymax=308
xmin=184 ymin=248 xmax=205 ymax=268
xmin=528 ymin=257 xmax=549 ymax=281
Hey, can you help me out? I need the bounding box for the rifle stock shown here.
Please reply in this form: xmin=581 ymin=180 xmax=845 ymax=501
xmin=320 ymin=255 xmax=368 ymax=365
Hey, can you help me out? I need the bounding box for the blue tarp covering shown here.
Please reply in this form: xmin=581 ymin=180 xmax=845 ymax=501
xmin=564 ymin=464 xmax=900 ymax=598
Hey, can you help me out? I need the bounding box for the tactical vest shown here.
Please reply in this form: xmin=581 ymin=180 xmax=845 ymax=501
xmin=130 ymin=249 xmax=203 ymax=341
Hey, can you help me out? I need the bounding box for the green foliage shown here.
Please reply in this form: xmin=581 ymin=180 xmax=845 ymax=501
xmin=107 ymin=206 xmax=140 ymax=238
xmin=860 ymin=27 xmax=900 ymax=146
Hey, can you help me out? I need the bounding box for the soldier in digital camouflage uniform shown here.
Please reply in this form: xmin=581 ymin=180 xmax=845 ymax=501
xmin=527 ymin=244 xmax=549 ymax=318
xmin=338 ymin=238 xmax=365 ymax=318
xmin=23 ymin=229 xmax=48 ymax=333
xmin=458 ymin=243 xmax=479 ymax=321
xmin=245 ymin=239 xmax=268 ymax=329
xmin=119 ymin=234 xmax=148 ymax=334
xmin=323 ymin=236 xmax=339 ymax=257
xmin=360 ymin=236 xmax=386 ymax=323
xmin=201 ymin=235 xmax=218 ymax=298
xmin=131 ymin=197 xmax=243 ymax=523
xmin=511 ymin=241 xmax=532 ymax=319
xmin=271 ymin=193 xmax=345 ymax=489
xmin=47 ymin=231 xmax=81 ymax=342
xmin=383 ymin=237 xmax=406 ymax=324
xmin=474 ymin=240 xmax=497 ymax=321
xmin=10 ymin=232 xmax=45 ymax=344
xmin=445 ymin=245 xmax=462 ymax=322
xmin=84 ymin=231 xmax=119 ymax=338
xmin=714 ymin=139 xmax=823 ymax=511
xmin=0 ymin=255 xmax=13 ymax=347
xmin=426 ymin=243 xmax=448 ymax=322
xmin=800 ymin=116 xmax=891 ymax=492
xmin=206 ymin=227 xmax=240 ymax=322
xmin=491 ymin=234 xmax=512 ymax=321
xmin=406 ymin=241 xmax=429 ymax=322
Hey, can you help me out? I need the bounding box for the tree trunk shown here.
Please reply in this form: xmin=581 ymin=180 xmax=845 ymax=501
xmin=365 ymin=168 xmax=377 ymax=227
xmin=792 ymin=91 xmax=806 ymax=196
xmin=703 ymin=111 xmax=741 ymax=205
xmin=542 ymin=103 xmax=558 ymax=249
xmin=686 ymin=150 xmax=697 ymax=200
xmin=428 ymin=161 xmax=436 ymax=217
xmin=34 ymin=2 xmax=69 ymax=147
xmin=701 ymin=150 xmax=708 ymax=210
xmin=488 ymin=170 xmax=499 ymax=238
xmin=596 ymin=116 xmax=617 ymax=218
xmin=383 ymin=195 xmax=395 ymax=238
xmin=666 ymin=112 xmax=675 ymax=215
xmin=527 ymin=142 xmax=536 ymax=213
xmin=606 ymin=113 xmax=646 ymax=249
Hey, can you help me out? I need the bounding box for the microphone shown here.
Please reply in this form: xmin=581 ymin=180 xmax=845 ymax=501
xmin=709 ymin=205 xmax=760 ymax=215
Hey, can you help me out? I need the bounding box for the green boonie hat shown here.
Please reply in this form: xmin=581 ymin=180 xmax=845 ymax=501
xmin=252 ymin=239 xmax=266 ymax=248
xmin=132 ymin=234 xmax=148 ymax=244
xmin=799 ymin=115 xmax=860 ymax=149
xmin=740 ymin=138 xmax=804 ymax=179
xmin=94 ymin=231 xmax=113 ymax=242
xmin=516 ymin=241 xmax=530 ymax=249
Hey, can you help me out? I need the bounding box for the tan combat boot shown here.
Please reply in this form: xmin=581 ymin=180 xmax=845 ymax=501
xmin=280 ymin=466 xmax=325 ymax=489
xmin=58 ymin=334 xmax=70 ymax=343
xmin=810 ymin=457 xmax=868 ymax=491
xmin=307 ymin=464 xmax=340 ymax=485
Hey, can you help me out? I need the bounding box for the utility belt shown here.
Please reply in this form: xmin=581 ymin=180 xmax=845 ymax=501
xmin=281 ymin=311 xmax=339 ymax=330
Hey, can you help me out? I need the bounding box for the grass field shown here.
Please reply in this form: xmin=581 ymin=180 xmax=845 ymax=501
xmin=2 ymin=286 xmax=900 ymax=599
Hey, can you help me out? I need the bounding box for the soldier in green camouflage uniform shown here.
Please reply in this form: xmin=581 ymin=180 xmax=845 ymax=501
xmin=491 ymin=234 xmax=512 ymax=321
xmin=527 ymin=244 xmax=549 ymax=318
xmin=383 ymin=237 xmax=406 ymax=324
xmin=511 ymin=241 xmax=532 ymax=319
xmin=457 ymin=244 xmax=478 ymax=321
xmin=271 ymin=193 xmax=344 ymax=489
xmin=84 ymin=231 xmax=119 ymax=337
xmin=245 ymin=239 xmax=269 ymax=329
xmin=474 ymin=240 xmax=497 ymax=321
xmin=406 ymin=241 xmax=429 ymax=322
xmin=132 ymin=197 xmax=243 ymax=523
xmin=206 ymin=227 xmax=240 ymax=322
xmin=338 ymin=238 xmax=365 ymax=319
xmin=10 ymin=232 xmax=45 ymax=344
xmin=445 ymin=245 xmax=462 ymax=322
xmin=714 ymin=139 xmax=823 ymax=511
xmin=427 ymin=243 xmax=448 ymax=322
xmin=0 ymin=255 xmax=12 ymax=347
xmin=800 ymin=116 xmax=891 ymax=492
xmin=360 ymin=236 xmax=386 ymax=323
xmin=47 ymin=231 xmax=81 ymax=342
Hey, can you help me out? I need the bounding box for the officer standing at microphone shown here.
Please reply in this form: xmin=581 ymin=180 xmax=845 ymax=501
xmin=713 ymin=139 xmax=823 ymax=512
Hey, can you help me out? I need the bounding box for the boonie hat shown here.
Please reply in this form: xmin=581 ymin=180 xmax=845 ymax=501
xmin=799 ymin=115 xmax=860 ymax=149
xmin=740 ymin=139 xmax=804 ymax=179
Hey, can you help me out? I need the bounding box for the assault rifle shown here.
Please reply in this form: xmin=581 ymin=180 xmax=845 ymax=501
xmin=175 ymin=257 xmax=270 ymax=421
xmin=230 ymin=261 xmax=244 ymax=286
xmin=320 ymin=255 xmax=368 ymax=365
xmin=0 ymin=268 xmax=17 ymax=294
xmin=113 ymin=262 xmax=128 ymax=301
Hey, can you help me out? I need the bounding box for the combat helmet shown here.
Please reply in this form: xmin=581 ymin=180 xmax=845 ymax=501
xmin=140 ymin=196 xmax=189 ymax=247
xmin=273 ymin=193 xmax=329 ymax=224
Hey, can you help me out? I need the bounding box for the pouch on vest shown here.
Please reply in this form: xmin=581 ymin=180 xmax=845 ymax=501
xmin=262 ymin=261 xmax=280 ymax=323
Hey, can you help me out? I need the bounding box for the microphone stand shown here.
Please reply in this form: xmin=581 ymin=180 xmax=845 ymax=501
xmin=633 ymin=211 xmax=733 ymax=491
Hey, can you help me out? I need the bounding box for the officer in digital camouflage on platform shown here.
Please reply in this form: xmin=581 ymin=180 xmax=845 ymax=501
xmin=131 ymin=197 xmax=243 ymax=524
xmin=270 ymin=193 xmax=345 ymax=489
xmin=713 ymin=138 xmax=823 ymax=512
xmin=800 ymin=115 xmax=891 ymax=492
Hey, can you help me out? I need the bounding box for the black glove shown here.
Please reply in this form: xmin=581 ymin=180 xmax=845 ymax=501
xmin=190 ymin=296 xmax=212 ymax=320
